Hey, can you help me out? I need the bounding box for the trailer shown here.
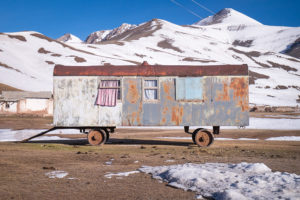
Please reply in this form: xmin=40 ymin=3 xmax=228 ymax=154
xmin=23 ymin=62 xmax=249 ymax=147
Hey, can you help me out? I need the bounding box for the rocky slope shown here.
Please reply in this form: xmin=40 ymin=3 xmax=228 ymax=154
xmin=0 ymin=8 xmax=299 ymax=106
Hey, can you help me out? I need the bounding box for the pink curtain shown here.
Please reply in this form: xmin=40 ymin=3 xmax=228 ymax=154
xmin=96 ymin=80 xmax=118 ymax=107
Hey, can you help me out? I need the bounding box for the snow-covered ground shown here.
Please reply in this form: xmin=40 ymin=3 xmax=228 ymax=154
xmin=157 ymin=136 xmax=300 ymax=141
xmin=0 ymin=128 xmax=81 ymax=142
xmin=120 ymin=117 xmax=300 ymax=130
xmin=139 ymin=162 xmax=300 ymax=199
xmin=265 ymin=136 xmax=300 ymax=141
xmin=0 ymin=8 xmax=299 ymax=107
xmin=0 ymin=117 xmax=300 ymax=142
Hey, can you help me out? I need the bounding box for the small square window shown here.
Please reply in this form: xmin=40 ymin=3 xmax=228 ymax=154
xmin=144 ymin=79 xmax=158 ymax=100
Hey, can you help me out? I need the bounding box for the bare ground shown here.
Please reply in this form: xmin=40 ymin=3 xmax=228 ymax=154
xmin=0 ymin=114 xmax=299 ymax=200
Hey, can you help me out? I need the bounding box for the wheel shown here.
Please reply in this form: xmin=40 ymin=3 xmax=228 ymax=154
xmin=87 ymin=129 xmax=106 ymax=146
xmin=192 ymin=128 xmax=204 ymax=144
xmin=101 ymin=128 xmax=110 ymax=143
xmin=192 ymin=129 xmax=214 ymax=147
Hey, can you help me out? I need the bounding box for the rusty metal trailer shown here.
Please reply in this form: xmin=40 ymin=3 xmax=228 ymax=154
xmin=24 ymin=62 xmax=249 ymax=147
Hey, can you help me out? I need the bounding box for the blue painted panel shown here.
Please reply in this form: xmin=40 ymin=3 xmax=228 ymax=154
xmin=175 ymin=78 xmax=186 ymax=100
xmin=176 ymin=78 xmax=203 ymax=100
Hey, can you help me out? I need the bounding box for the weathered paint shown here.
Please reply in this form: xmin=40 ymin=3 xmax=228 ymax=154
xmin=54 ymin=76 xmax=99 ymax=126
xmin=122 ymin=78 xmax=143 ymax=126
xmin=54 ymin=76 xmax=122 ymax=127
xmin=53 ymin=65 xmax=249 ymax=127
xmin=54 ymin=64 xmax=248 ymax=77
xmin=176 ymin=77 xmax=203 ymax=100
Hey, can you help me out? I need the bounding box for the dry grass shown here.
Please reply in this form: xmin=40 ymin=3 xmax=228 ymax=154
xmin=45 ymin=61 xmax=55 ymax=65
xmin=0 ymin=114 xmax=299 ymax=199
xmin=7 ymin=34 xmax=26 ymax=42
xmin=30 ymin=33 xmax=96 ymax=56
xmin=68 ymin=55 xmax=87 ymax=63
xmin=51 ymin=53 xmax=61 ymax=57
xmin=182 ymin=57 xmax=216 ymax=63
xmin=0 ymin=83 xmax=22 ymax=93
xmin=232 ymin=40 xmax=253 ymax=47
xmin=38 ymin=47 xmax=52 ymax=54
xmin=0 ymin=61 xmax=23 ymax=73
xmin=248 ymin=70 xmax=270 ymax=84
xmin=267 ymin=60 xmax=297 ymax=72
xmin=157 ymin=39 xmax=184 ymax=53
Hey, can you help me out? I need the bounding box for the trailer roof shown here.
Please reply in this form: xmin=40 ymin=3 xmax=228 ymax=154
xmin=54 ymin=62 xmax=248 ymax=77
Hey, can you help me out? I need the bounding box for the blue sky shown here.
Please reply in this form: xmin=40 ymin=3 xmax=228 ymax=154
xmin=1 ymin=0 xmax=299 ymax=40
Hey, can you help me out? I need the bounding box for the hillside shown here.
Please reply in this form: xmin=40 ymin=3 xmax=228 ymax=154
xmin=0 ymin=8 xmax=299 ymax=106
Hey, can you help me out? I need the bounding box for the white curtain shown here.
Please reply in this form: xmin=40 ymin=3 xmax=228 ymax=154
xmin=144 ymin=80 xmax=157 ymax=100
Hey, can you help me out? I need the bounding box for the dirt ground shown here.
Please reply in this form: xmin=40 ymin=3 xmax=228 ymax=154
xmin=0 ymin=114 xmax=299 ymax=200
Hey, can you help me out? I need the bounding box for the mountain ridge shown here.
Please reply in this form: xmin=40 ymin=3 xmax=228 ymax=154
xmin=1 ymin=8 xmax=300 ymax=107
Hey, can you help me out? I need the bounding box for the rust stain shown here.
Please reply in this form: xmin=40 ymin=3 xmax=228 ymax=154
xmin=163 ymin=82 xmax=173 ymax=101
xmin=230 ymin=77 xmax=249 ymax=111
xmin=216 ymin=80 xmax=230 ymax=101
xmin=171 ymin=105 xmax=184 ymax=125
xmin=227 ymin=109 xmax=231 ymax=115
xmin=137 ymin=101 xmax=143 ymax=125
xmin=126 ymin=80 xmax=140 ymax=104
xmin=162 ymin=106 xmax=168 ymax=114
xmin=54 ymin=64 xmax=248 ymax=77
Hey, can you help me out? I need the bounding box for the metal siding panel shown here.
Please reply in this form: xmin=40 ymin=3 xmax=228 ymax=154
xmin=53 ymin=76 xmax=99 ymax=126
xmin=160 ymin=78 xmax=178 ymax=125
xmin=176 ymin=78 xmax=203 ymax=100
xmin=142 ymin=103 xmax=161 ymax=125
xmin=185 ymin=78 xmax=203 ymax=100
xmin=98 ymin=102 xmax=122 ymax=126
xmin=175 ymin=78 xmax=185 ymax=100
xmin=210 ymin=76 xmax=249 ymax=126
xmin=122 ymin=78 xmax=143 ymax=126
xmin=54 ymin=76 xmax=249 ymax=127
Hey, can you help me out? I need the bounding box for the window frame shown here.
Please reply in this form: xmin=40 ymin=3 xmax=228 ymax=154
xmin=98 ymin=78 xmax=122 ymax=101
xmin=142 ymin=77 xmax=160 ymax=102
xmin=175 ymin=77 xmax=204 ymax=103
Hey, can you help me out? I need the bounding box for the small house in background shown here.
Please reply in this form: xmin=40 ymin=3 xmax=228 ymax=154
xmin=0 ymin=91 xmax=53 ymax=115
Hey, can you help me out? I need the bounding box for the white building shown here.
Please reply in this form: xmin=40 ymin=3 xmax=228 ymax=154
xmin=0 ymin=91 xmax=53 ymax=115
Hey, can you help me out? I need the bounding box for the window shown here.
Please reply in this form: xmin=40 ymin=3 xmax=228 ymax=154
xmin=176 ymin=77 xmax=203 ymax=101
xmin=96 ymin=80 xmax=121 ymax=107
xmin=143 ymin=79 xmax=158 ymax=100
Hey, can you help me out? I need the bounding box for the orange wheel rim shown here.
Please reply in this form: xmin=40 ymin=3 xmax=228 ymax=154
xmin=195 ymin=131 xmax=210 ymax=147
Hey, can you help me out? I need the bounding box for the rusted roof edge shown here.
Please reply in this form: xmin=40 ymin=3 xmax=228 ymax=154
xmin=54 ymin=64 xmax=248 ymax=76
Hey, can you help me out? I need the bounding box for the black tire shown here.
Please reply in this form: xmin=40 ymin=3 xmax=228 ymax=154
xmin=101 ymin=128 xmax=110 ymax=143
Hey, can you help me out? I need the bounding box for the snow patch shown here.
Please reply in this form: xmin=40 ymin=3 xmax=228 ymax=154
xmin=45 ymin=170 xmax=68 ymax=179
xmin=104 ymin=171 xmax=140 ymax=179
xmin=249 ymin=118 xmax=300 ymax=130
xmin=265 ymin=136 xmax=300 ymax=141
xmin=139 ymin=162 xmax=300 ymax=199
xmin=215 ymin=138 xmax=259 ymax=141
xmin=0 ymin=129 xmax=81 ymax=142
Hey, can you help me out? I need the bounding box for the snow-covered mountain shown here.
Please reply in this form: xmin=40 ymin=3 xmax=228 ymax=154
xmin=194 ymin=8 xmax=262 ymax=26
xmin=57 ymin=33 xmax=82 ymax=43
xmin=85 ymin=23 xmax=137 ymax=44
xmin=0 ymin=8 xmax=300 ymax=107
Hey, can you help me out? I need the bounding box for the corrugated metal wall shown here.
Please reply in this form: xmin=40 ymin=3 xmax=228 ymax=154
xmin=54 ymin=76 xmax=249 ymax=127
